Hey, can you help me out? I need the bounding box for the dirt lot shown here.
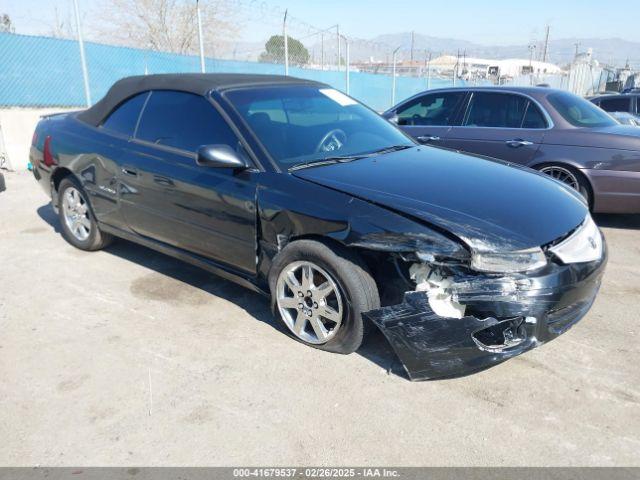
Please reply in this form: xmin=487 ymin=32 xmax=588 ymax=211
xmin=1 ymin=171 xmax=639 ymax=466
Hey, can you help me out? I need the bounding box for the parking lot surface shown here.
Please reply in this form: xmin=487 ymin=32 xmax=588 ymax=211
xmin=1 ymin=171 xmax=639 ymax=466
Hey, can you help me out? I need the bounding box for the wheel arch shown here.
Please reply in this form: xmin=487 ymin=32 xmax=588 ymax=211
xmin=268 ymin=234 xmax=374 ymax=287
xmin=49 ymin=167 xmax=76 ymax=210
xmin=269 ymin=233 xmax=400 ymax=310
xmin=530 ymin=160 xmax=594 ymax=208
xmin=50 ymin=166 xmax=75 ymax=192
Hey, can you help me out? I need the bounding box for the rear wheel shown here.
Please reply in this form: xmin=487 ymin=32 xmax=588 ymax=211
xmin=538 ymin=163 xmax=592 ymax=208
xmin=270 ymin=239 xmax=380 ymax=354
xmin=58 ymin=177 xmax=113 ymax=251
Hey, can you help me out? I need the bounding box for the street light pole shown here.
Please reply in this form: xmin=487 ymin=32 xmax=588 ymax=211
xmin=336 ymin=25 xmax=340 ymax=71
xmin=283 ymin=9 xmax=289 ymax=75
xmin=426 ymin=51 xmax=432 ymax=90
xmin=72 ymin=0 xmax=91 ymax=106
xmin=340 ymin=34 xmax=350 ymax=94
xmin=196 ymin=0 xmax=205 ymax=73
xmin=392 ymin=46 xmax=401 ymax=106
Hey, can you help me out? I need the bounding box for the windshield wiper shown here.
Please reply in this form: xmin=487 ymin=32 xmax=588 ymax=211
xmin=289 ymin=145 xmax=414 ymax=171
xmin=289 ymin=155 xmax=366 ymax=171
xmin=367 ymin=144 xmax=414 ymax=155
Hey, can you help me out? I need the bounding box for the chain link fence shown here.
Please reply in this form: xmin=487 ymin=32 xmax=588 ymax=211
xmin=0 ymin=0 xmax=468 ymax=113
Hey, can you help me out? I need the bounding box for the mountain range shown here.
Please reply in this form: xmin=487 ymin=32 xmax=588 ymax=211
xmin=226 ymin=32 xmax=639 ymax=69
xmin=348 ymin=32 xmax=640 ymax=67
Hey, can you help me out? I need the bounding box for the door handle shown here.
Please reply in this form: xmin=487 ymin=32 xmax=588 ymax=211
xmin=506 ymin=139 xmax=534 ymax=148
xmin=121 ymin=166 xmax=138 ymax=177
xmin=417 ymin=135 xmax=441 ymax=143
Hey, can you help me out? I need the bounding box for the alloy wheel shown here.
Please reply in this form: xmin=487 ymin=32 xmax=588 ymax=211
xmin=276 ymin=261 xmax=344 ymax=344
xmin=62 ymin=187 xmax=91 ymax=242
xmin=540 ymin=166 xmax=580 ymax=191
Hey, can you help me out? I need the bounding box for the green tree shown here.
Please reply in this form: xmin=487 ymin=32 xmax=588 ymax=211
xmin=259 ymin=35 xmax=309 ymax=66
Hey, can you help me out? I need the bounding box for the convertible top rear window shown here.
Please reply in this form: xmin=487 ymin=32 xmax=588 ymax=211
xmin=101 ymin=92 xmax=148 ymax=136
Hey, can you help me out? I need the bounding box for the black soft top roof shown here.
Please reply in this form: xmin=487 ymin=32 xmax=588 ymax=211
xmin=77 ymin=73 xmax=324 ymax=126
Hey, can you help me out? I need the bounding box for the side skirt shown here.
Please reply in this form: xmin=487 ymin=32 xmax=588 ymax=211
xmin=99 ymin=223 xmax=269 ymax=297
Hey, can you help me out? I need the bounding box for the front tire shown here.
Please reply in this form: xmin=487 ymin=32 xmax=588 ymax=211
xmin=57 ymin=176 xmax=113 ymax=251
xmin=269 ymin=239 xmax=380 ymax=354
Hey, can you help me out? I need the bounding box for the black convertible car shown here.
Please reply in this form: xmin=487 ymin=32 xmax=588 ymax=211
xmin=30 ymin=74 xmax=606 ymax=380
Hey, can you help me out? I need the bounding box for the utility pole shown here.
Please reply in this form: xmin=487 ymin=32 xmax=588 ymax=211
xmin=574 ymin=42 xmax=580 ymax=60
xmin=463 ymin=49 xmax=466 ymax=77
xmin=321 ymin=32 xmax=324 ymax=70
xmin=528 ymin=43 xmax=536 ymax=66
xmin=426 ymin=50 xmax=432 ymax=89
xmin=283 ymin=9 xmax=289 ymax=75
xmin=391 ymin=46 xmax=401 ymax=106
xmin=542 ymin=25 xmax=550 ymax=63
xmin=196 ymin=0 xmax=205 ymax=73
xmin=72 ymin=0 xmax=91 ymax=106
xmin=422 ymin=49 xmax=427 ymax=77
xmin=453 ymin=49 xmax=459 ymax=86
xmin=337 ymin=25 xmax=341 ymax=71
xmin=410 ymin=31 xmax=415 ymax=64
xmin=340 ymin=34 xmax=350 ymax=94
xmin=528 ymin=44 xmax=536 ymax=85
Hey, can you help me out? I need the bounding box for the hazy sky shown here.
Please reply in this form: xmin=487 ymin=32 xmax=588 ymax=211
xmin=2 ymin=0 xmax=638 ymax=45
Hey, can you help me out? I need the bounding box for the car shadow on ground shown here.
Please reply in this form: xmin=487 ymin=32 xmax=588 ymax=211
xmin=37 ymin=203 xmax=407 ymax=379
xmin=38 ymin=202 xmax=62 ymax=233
xmin=593 ymin=213 xmax=640 ymax=230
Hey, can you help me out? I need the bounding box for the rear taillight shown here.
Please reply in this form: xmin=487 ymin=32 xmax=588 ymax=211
xmin=43 ymin=135 xmax=55 ymax=167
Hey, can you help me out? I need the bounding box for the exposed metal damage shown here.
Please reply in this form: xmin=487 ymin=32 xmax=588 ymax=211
xmin=361 ymin=222 xmax=607 ymax=381
xmin=255 ymin=179 xmax=606 ymax=381
xmin=409 ymin=263 xmax=466 ymax=319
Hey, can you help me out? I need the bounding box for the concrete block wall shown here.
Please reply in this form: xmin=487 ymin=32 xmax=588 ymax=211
xmin=0 ymin=108 xmax=74 ymax=171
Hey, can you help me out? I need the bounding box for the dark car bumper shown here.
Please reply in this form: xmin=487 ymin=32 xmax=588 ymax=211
xmin=365 ymin=247 xmax=607 ymax=381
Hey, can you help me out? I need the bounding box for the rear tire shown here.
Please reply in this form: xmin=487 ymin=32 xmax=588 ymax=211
xmin=537 ymin=163 xmax=592 ymax=209
xmin=269 ymin=239 xmax=380 ymax=354
xmin=57 ymin=176 xmax=113 ymax=251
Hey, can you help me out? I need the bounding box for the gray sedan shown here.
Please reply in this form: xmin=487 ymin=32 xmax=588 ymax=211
xmin=384 ymin=87 xmax=640 ymax=213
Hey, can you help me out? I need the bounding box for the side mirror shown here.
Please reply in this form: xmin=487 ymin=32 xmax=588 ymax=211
xmin=196 ymin=144 xmax=248 ymax=170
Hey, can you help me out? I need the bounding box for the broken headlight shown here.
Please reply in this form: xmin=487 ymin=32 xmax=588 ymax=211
xmin=470 ymin=247 xmax=547 ymax=273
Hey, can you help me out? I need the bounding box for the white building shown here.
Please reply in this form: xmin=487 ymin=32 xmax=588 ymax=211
xmin=429 ymin=55 xmax=564 ymax=79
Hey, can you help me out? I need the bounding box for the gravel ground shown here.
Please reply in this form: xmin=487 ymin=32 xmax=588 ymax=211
xmin=0 ymin=171 xmax=639 ymax=466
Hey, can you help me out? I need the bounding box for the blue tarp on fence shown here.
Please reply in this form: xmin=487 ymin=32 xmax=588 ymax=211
xmin=0 ymin=32 xmax=459 ymax=111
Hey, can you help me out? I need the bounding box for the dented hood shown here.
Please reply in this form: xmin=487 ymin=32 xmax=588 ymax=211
xmin=292 ymin=147 xmax=588 ymax=251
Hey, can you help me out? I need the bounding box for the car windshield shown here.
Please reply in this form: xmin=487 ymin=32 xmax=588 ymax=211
xmin=225 ymin=85 xmax=415 ymax=169
xmin=547 ymin=91 xmax=617 ymax=128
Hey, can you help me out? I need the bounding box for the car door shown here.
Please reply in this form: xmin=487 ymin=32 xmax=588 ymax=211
xmin=390 ymin=91 xmax=466 ymax=147
xmin=81 ymin=91 xmax=150 ymax=231
xmin=118 ymin=90 xmax=258 ymax=275
xmin=445 ymin=91 xmax=547 ymax=166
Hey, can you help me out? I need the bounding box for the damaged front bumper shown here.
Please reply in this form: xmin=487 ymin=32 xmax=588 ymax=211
xmin=364 ymin=249 xmax=607 ymax=381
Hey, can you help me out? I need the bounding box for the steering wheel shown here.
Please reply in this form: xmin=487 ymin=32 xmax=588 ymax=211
xmin=315 ymin=129 xmax=347 ymax=153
